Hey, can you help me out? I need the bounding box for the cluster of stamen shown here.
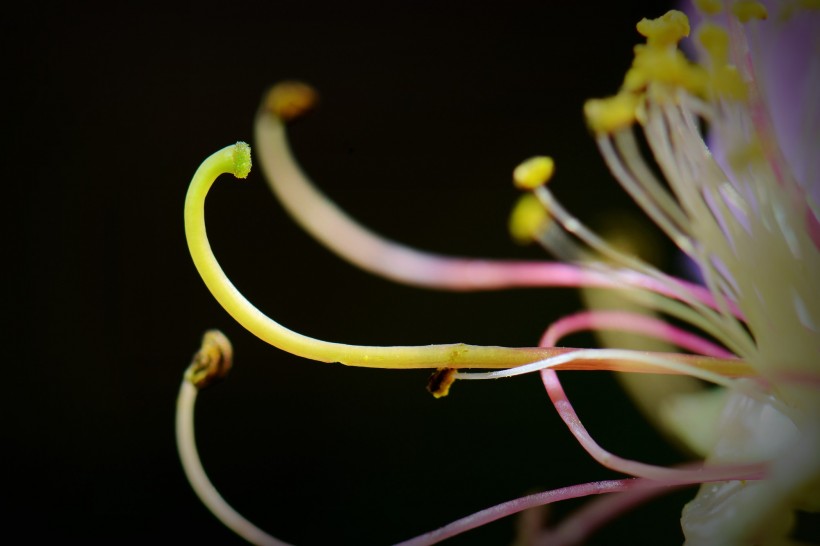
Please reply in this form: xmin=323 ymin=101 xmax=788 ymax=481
xmin=177 ymin=4 xmax=820 ymax=544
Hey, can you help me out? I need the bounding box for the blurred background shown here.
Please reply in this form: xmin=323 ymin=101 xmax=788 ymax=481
xmin=8 ymin=1 xmax=704 ymax=544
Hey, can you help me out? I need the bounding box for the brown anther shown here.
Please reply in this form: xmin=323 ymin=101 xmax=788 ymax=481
xmin=185 ymin=330 xmax=233 ymax=389
xmin=427 ymin=367 xmax=457 ymax=398
xmin=265 ymin=81 xmax=318 ymax=121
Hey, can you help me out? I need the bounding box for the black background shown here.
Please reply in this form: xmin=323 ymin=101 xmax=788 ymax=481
xmin=7 ymin=1 xmax=707 ymax=544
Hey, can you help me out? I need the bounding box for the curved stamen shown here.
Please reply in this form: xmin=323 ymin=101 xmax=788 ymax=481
xmin=393 ymin=479 xmax=642 ymax=546
xmin=253 ymin=84 xmax=739 ymax=315
xmin=535 ymin=480 xmax=687 ymax=546
xmin=176 ymin=331 xmax=288 ymax=546
xmin=394 ymin=461 xmax=763 ymax=546
xmin=540 ymin=309 xmax=734 ymax=359
xmin=184 ymin=142 xmax=755 ymax=376
xmin=540 ymin=369 xmax=764 ymax=481
xmin=457 ymin=348 xmax=744 ymax=387
xmin=533 ymin=183 xmax=754 ymax=357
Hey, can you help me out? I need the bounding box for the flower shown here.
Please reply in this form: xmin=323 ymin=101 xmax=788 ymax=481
xmin=179 ymin=2 xmax=818 ymax=544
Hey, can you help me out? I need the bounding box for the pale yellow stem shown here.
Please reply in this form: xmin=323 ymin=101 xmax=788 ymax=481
xmin=183 ymin=142 xmax=755 ymax=377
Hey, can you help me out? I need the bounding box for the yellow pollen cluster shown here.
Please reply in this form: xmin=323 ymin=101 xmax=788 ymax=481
xmin=727 ymin=139 xmax=766 ymax=171
xmin=509 ymin=193 xmax=548 ymax=244
xmin=513 ymin=156 xmax=555 ymax=190
xmin=583 ymin=5 xmax=765 ymax=135
xmin=584 ymin=92 xmax=642 ymax=134
xmin=697 ymin=23 xmax=730 ymax=62
xmin=635 ymin=10 xmax=690 ymax=47
xmin=623 ymin=45 xmax=707 ymax=96
xmin=584 ymin=10 xmax=707 ymax=134
xmin=695 ymin=0 xmax=723 ymax=15
xmin=731 ymin=0 xmax=768 ymax=22
xmin=697 ymin=23 xmax=748 ymax=100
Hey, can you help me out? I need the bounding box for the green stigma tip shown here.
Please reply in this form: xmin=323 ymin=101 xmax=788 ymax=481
xmin=232 ymin=141 xmax=252 ymax=179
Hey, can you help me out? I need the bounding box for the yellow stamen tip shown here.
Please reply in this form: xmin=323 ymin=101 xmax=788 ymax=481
xmin=185 ymin=330 xmax=233 ymax=389
xmin=694 ymin=0 xmax=723 ymax=15
xmin=636 ymin=10 xmax=690 ymax=47
xmin=727 ymin=139 xmax=765 ymax=170
xmin=232 ymin=141 xmax=252 ymax=179
xmin=509 ymin=193 xmax=548 ymax=245
xmin=696 ymin=24 xmax=748 ymax=100
xmin=513 ymin=156 xmax=555 ymax=190
xmin=265 ymin=81 xmax=318 ymax=121
xmin=584 ymin=92 xmax=640 ymax=134
xmin=697 ymin=23 xmax=730 ymax=63
xmin=732 ymin=0 xmax=768 ymax=22
xmin=625 ymin=46 xmax=708 ymax=95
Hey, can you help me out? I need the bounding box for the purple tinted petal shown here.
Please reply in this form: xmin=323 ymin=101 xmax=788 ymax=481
xmin=752 ymin=5 xmax=820 ymax=203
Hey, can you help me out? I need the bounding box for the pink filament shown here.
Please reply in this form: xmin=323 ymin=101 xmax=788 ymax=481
xmin=540 ymin=310 xmax=735 ymax=359
xmin=393 ymin=479 xmax=639 ymax=546
xmin=396 ymin=310 xmax=767 ymax=545
xmin=537 ymin=309 xmax=742 ymax=480
xmin=394 ymin=464 xmax=763 ymax=546
xmin=535 ymin=479 xmax=686 ymax=546
xmin=532 ymin=309 xmax=764 ymax=541
xmin=421 ymin=260 xmax=741 ymax=318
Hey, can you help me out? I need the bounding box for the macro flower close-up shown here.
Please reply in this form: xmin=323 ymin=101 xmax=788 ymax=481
xmin=10 ymin=1 xmax=818 ymax=544
xmin=179 ymin=1 xmax=819 ymax=544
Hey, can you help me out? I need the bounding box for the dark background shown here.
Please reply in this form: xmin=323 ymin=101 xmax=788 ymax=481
xmin=8 ymin=1 xmax=703 ymax=544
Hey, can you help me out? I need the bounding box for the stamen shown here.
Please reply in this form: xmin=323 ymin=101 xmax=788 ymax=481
xmin=393 ymin=479 xmax=642 ymax=546
xmin=177 ymin=332 xmax=288 ymax=546
xmin=731 ymin=1 xmax=768 ymax=22
xmin=636 ymin=10 xmax=690 ymax=48
xmin=540 ymin=310 xmax=734 ymax=359
xmin=643 ymin=98 xmax=763 ymax=357
xmin=184 ymin=143 xmax=756 ymax=377
xmin=426 ymin=368 xmax=456 ymax=398
xmin=597 ymin=130 xmax=693 ymax=253
xmin=540 ymin=368 xmax=764 ymax=481
xmin=584 ymin=92 xmax=641 ymax=134
xmin=394 ymin=464 xmax=763 ymax=546
xmin=538 ymin=480 xmax=687 ymax=546
xmin=533 ymin=183 xmax=752 ymax=356
xmin=513 ymin=155 xmax=555 ymax=190
xmin=694 ymin=0 xmax=723 ymax=15
xmin=185 ymin=329 xmax=233 ymax=389
xmin=254 ymin=84 xmax=611 ymax=293
xmin=457 ymin=348 xmax=746 ymax=389
xmin=264 ymin=80 xmax=318 ymax=121
xmin=508 ymin=193 xmax=549 ymax=245
xmin=253 ymin=83 xmax=747 ymax=321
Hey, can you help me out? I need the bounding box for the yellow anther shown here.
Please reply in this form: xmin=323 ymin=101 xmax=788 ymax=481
xmin=695 ymin=24 xmax=748 ymax=100
xmin=780 ymin=0 xmax=820 ymax=20
xmin=186 ymin=330 xmax=233 ymax=389
xmin=513 ymin=156 xmax=555 ymax=190
xmin=636 ymin=10 xmax=690 ymax=48
xmin=732 ymin=0 xmax=768 ymax=21
xmin=727 ymin=139 xmax=765 ymax=170
xmin=584 ymin=92 xmax=640 ymax=134
xmin=709 ymin=65 xmax=748 ymax=100
xmin=265 ymin=81 xmax=318 ymax=121
xmin=697 ymin=23 xmax=730 ymax=64
xmin=694 ymin=0 xmax=723 ymax=15
xmin=509 ymin=193 xmax=548 ymax=245
xmin=626 ymin=46 xmax=708 ymax=95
